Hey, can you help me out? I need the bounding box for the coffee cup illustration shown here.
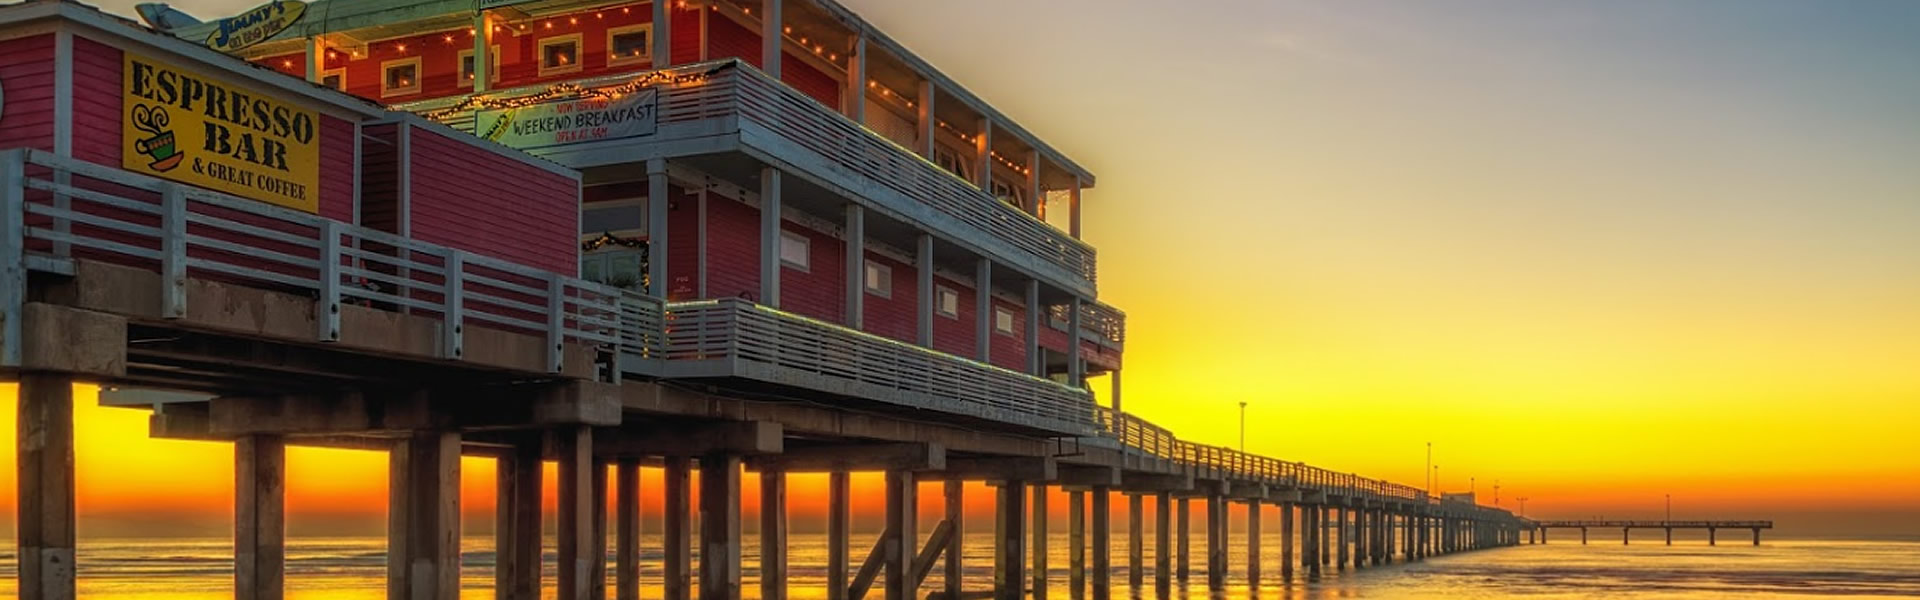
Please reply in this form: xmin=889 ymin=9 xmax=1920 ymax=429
xmin=132 ymin=104 xmax=185 ymax=171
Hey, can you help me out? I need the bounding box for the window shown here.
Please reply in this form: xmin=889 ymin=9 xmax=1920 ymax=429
xmin=779 ymin=231 xmax=810 ymax=271
xmin=538 ymin=34 xmax=583 ymax=76
xmin=991 ymin=179 xmax=1024 ymax=211
xmin=936 ymin=286 xmax=960 ymax=319
xmin=933 ymin=146 xmax=971 ymax=181
xmin=380 ymin=57 xmax=422 ymax=97
xmin=319 ymin=68 xmax=345 ymax=91
xmin=458 ymin=46 xmax=501 ymax=88
xmin=995 ymin=308 xmax=1017 ymax=336
xmin=607 ymin=24 xmax=653 ymax=67
xmin=864 ymin=260 xmax=892 ymax=298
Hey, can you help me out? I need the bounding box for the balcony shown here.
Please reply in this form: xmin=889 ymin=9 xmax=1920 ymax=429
xmin=632 ymin=298 xmax=1100 ymax=437
xmin=403 ymin=59 xmax=1100 ymax=297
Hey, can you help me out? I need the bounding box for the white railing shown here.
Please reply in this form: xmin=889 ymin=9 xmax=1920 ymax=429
xmin=661 ymin=298 xmax=1100 ymax=435
xmin=0 ymin=148 xmax=623 ymax=374
xmin=402 ymin=60 xmax=1099 ymax=292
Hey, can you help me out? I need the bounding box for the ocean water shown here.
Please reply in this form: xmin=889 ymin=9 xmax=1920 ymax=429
xmin=0 ymin=534 xmax=1914 ymax=599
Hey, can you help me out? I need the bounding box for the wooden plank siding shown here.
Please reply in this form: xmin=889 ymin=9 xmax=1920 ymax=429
xmin=702 ymin=11 xmax=842 ymax=109
xmin=0 ymin=34 xmax=56 ymax=152
xmin=404 ymin=124 xmax=579 ymax=275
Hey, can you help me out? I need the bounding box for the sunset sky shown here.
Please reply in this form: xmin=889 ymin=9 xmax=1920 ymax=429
xmin=5 ymin=0 xmax=1917 ymax=539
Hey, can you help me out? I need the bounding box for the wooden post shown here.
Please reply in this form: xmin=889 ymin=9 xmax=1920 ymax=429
xmin=944 ymin=480 xmax=964 ymax=600
xmin=1335 ymin=507 xmax=1348 ymax=570
xmin=389 ymin=431 xmax=460 ymax=600
xmin=1246 ymin=500 xmax=1260 ymax=588
xmin=1068 ymin=489 xmax=1085 ymax=599
xmin=665 ymin=456 xmax=693 ymax=600
xmin=17 ymin=373 xmax=75 ymax=600
xmin=760 ymin=0 xmax=782 ymax=78
xmin=700 ymin=453 xmax=742 ymax=600
xmin=1279 ymin=502 xmax=1293 ymax=581
xmin=993 ymin=481 xmax=1026 ymax=600
xmin=1319 ymin=506 xmax=1331 ymax=568
xmin=1153 ymin=492 xmax=1170 ymax=592
xmin=557 ymin=427 xmax=594 ymax=600
xmin=759 ymin=167 xmax=782 ymax=308
xmin=1031 ymin=483 xmax=1048 ymax=600
xmin=884 ymin=471 xmax=916 ymax=600
xmin=651 ymin=0 xmax=672 ymax=67
xmin=761 ymin=469 xmax=788 ymax=600
xmin=617 ymin=460 xmax=642 ymax=600
xmin=236 ymin=434 xmax=285 ymax=600
xmin=1089 ymin=487 xmax=1110 ymax=600
xmin=830 ymin=471 xmax=852 ymax=600
xmin=1205 ymin=495 xmax=1224 ymax=591
xmin=1174 ymin=498 xmax=1189 ymax=583
xmin=1126 ymin=494 xmax=1142 ymax=591
xmin=593 ymin=458 xmax=610 ymax=600
xmin=496 ymin=440 xmax=542 ymax=600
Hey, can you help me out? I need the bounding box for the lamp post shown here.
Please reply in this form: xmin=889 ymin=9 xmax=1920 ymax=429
xmin=1517 ymin=497 xmax=1529 ymax=517
xmin=1426 ymin=442 xmax=1432 ymax=496
xmin=1238 ymin=401 xmax=1247 ymax=452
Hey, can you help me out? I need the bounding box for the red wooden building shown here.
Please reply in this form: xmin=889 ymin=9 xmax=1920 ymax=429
xmin=187 ymin=0 xmax=1127 ymax=394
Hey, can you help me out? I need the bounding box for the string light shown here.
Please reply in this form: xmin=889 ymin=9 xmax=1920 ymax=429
xmin=990 ymin=151 xmax=1031 ymax=176
xmin=936 ymin=119 xmax=975 ymax=144
xmin=868 ymin=80 xmax=915 ymax=109
xmin=396 ymin=43 xmax=408 ymax=52
xmin=422 ymin=63 xmax=728 ymax=122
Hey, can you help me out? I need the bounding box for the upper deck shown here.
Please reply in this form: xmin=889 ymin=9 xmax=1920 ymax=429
xmin=175 ymin=0 xmax=1103 ymax=295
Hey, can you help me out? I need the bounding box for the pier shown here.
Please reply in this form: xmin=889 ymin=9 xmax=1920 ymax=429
xmin=0 ymin=2 xmax=1532 ymax=600
xmin=1529 ymin=521 xmax=1774 ymax=546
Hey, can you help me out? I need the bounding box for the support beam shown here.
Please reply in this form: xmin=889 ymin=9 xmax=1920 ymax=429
xmin=975 ymin=258 xmax=992 ymax=362
xmin=648 ymin=158 xmax=670 ymax=297
xmin=884 ymin=470 xmax=917 ymax=600
xmin=1068 ymin=490 xmax=1085 ymax=599
xmin=664 ymin=457 xmax=693 ymax=600
xmin=943 ymin=456 xmax=1056 ymax=482
xmin=1069 ymin=176 xmax=1083 ymax=239
xmin=846 ymin=35 xmax=866 ymax=122
xmin=916 ymin=235 xmax=934 ymax=346
xmin=1279 ymin=502 xmax=1294 ymax=581
xmin=1067 ymin=297 xmax=1084 ymax=386
xmin=652 ymin=0 xmax=673 ymax=67
xmin=1090 ymin=487 xmax=1111 ymax=600
xmin=1205 ymin=495 xmax=1225 ymax=591
xmin=389 ymin=431 xmax=461 ymax=600
xmin=17 ymin=373 xmax=76 ymax=600
xmin=1127 ymin=494 xmax=1143 ymax=590
xmin=1175 ymin=498 xmax=1190 ymax=582
xmin=944 ymin=480 xmax=964 ymax=600
xmin=700 ymin=453 xmax=743 ymax=600
xmin=556 ymin=427 xmax=594 ymax=600
xmin=617 ymin=460 xmax=642 ymax=600
xmin=1246 ymin=500 xmax=1261 ymax=587
xmin=760 ymin=0 xmax=782 ymax=78
xmin=845 ymin=204 xmax=865 ymax=329
xmin=761 ymin=469 xmax=788 ymax=600
xmin=593 ymin=458 xmax=609 ymax=600
xmin=235 ymin=434 xmax=285 ymax=600
xmin=496 ymin=441 xmax=542 ymax=600
xmin=993 ymin=481 xmax=1027 ymax=600
xmin=1025 ymin=281 xmax=1043 ymax=377
xmin=917 ymin=79 xmax=936 ymax=159
xmin=1154 ymin=492 xmax=1171 ymax=592
xmin=829 ymin=471 xmax=852 ymax=600
xmin=1335 ymin=508 xmax=1348 ymax=570
xmin=975 ymin=119 xmax=993 ymax=190
xmin=751 ymin=442 xmax=942 ymax=473
xmin=1032 ymin=483 xmax=1050 ymax=600
xmin=759 ymin=167 xmax=782 ymax=307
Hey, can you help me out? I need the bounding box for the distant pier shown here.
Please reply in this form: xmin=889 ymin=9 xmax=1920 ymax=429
xmin=1528 ymin=520 xmax=1774 ymax=546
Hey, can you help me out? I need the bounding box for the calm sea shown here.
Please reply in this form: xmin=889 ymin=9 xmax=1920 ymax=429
xmin=0 ymin=533 xmax=1914 ymax=599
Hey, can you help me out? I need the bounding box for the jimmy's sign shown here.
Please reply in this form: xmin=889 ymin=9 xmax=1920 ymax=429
xmin=123 ymin=53 xmax=322 ymax=213
xmin=206 ymin=0 xmax=306 ymax=53
xmin=475 ymin=89 xmax=658 ymax=151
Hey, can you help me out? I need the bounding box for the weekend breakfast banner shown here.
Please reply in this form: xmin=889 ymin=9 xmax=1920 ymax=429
xmin=122 ymin=52 xmax=321 ymax=213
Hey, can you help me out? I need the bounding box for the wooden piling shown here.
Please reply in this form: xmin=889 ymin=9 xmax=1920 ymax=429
xmin=884 ymin=470 xmax=915 ymax=600
xmin=700 ymin=453 xmax=742 ymax=600
xmin=235 ymin=434 xmax=285 ymax=600
xmin=1127 ymin=493 xmax=1143 ymax=591
xmin=1153 ymin=492 xmax=1171 ymax=592
xmin=994 ymin=481 xmax=1027 ymax=600
xmin=557 ymin=427 xmax=595 ymax=600
xmin=1174 ymin=498 xmax=1189 ymax=583
xmin=1089 ymin=487 xmax=1111 ymax=600
xmin=593 ymin=457 xmax=610 ymax=600
xmin=665 ymin=456 xmax=693 ymax=600
xmin=943 ymin=479 xmax=963 ymax=600
xmin=1279 ymin=502 xmax=1293 ymax=580
xmin=1068 ymin=489 xmax=1086 ymax=599
xmin=389 ymin=431 xmax=460 ymax=600
xmin=761 ymin=469 xmax=788 ymax=600
xmin=1246 ymin=500 xmax=1260 ymax=587
xmin=496 ymin=440 xmax=542 ymax=600
xmin=18 ymin=373 xmax=75 ymax=600
xmin=1032 ymin=483 xmax=1049 ymax=600
xmin=1205 ymin=495 xmax=1224 ymax=591
xmin=617 ymin=459 xmax=642 ymax=600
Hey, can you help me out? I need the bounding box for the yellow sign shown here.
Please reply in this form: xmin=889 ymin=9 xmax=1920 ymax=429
xmin=123 ymin=53 xmax=321 ymax=213
xmin=205 ymin=1 xmax=307 ymax=53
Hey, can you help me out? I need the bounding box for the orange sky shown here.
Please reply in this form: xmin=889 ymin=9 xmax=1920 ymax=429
xmin=17 ymin=0 xmax=1920 ymax=540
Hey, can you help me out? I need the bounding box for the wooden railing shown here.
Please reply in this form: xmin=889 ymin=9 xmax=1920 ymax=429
xmin=401 ymin=60 xmax=1100 ymax=293
xmin=0 ymin=148 xmax=622 ymax=373
xmin=658 ymin=298 xmax=1100 ymax=435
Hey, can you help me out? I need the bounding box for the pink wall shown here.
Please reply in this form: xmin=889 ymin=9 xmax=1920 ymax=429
xmin=405 ymin=124 xmax=579 ymax=274
xmin=0 ymin=34 xmax=56 ymax=152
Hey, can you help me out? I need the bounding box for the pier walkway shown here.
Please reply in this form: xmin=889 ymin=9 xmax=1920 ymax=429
xmin=1530 ymin=520 xmax=1774 ymax=546
xmin=1 ymin=146 xmax=1527 ymax=599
